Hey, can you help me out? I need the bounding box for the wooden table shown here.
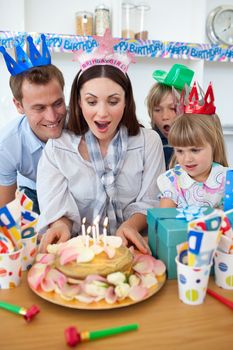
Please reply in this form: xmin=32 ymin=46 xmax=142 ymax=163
xmin=0 ymin=275 xmax=232 ymax=350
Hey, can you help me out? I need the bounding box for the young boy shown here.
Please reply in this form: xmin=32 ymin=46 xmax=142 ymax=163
xmin=146 ymin=64 xmax=194 ymax=169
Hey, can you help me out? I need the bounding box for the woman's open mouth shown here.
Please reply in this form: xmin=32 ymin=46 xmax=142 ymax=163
xmin=95 ymin=121 xmax=110 ymax=132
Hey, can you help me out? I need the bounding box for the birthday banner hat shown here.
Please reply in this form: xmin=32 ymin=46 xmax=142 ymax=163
xmin=0 ymin=34 xmax=51 ymax=76
xmin=73 ymin=28 xmax=135 ymax=74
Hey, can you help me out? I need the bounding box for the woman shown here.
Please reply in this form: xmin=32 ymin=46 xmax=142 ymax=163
xmin=37 ymin=61 xmax=165 ymax=253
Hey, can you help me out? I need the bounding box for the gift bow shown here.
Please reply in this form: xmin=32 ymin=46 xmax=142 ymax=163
xmin=176 ymin=206 xmax=207 ymax=222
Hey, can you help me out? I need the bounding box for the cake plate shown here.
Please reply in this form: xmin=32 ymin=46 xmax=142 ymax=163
xmin=27 ymin=271 xmax=166 ymax=310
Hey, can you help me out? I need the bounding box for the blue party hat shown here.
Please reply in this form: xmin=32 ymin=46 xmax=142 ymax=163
xmin=0 ymin=34 xmax=51 ymax=76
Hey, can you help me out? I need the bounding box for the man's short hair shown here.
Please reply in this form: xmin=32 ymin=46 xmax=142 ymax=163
xmin=10 ymin=64 xmax=65 ymax=103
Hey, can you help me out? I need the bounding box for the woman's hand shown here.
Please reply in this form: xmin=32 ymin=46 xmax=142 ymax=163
xmin=116 ymin=222 xmax=151 ymax=255
xmin=38 ymin=217 xmax=72 ymax=253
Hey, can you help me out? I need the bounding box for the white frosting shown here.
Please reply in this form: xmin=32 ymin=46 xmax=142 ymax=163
xmin=47 ymin=235 xmax=123 ymax=263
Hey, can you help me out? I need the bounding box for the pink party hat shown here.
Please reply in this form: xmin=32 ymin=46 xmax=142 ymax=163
xmin=73 ymin=29 xmax=135 ymax=74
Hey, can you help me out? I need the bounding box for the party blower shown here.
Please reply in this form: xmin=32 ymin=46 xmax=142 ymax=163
xmin=65 ymin=323 xmax=138 ymax=347
xmin=207 ymin=289 xmax=233 ymax=310
xmin=0 ymin=301 xmax=40 ymax=321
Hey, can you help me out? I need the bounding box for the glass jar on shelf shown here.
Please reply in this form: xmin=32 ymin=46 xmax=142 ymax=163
xmin=135 ymin=3 xmax=150 ymax=40
xmin=121 ymin=2 xmax=135 ymax=39
xmin=75 ymin=11 xmax=93 ymax=36
xmin=94 ymin=4 xmax=111 ymax=36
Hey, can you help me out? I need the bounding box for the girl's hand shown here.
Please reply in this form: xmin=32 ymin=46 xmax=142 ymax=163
xmin=116 ymin=223 xmax=151 ymax=255
xmin=38 ymin=219 xmax=72 ymax=253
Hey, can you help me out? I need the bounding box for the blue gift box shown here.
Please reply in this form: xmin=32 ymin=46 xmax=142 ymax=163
xmin=147 ymin=208 xmax=212 ymax=279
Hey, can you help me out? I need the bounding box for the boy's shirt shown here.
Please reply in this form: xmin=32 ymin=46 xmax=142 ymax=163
xmin=153 ymin=128 xmax=173 ymax=169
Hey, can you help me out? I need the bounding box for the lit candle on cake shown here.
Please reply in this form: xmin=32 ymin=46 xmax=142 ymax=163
xmin=86 ymin=226 xmax=91 ymax=248
xmin=92 ymin=225 xmax=96 ymax=245
xmin=103 ymin=217 xmax=108 ymax=247
xmin=93 ymin=215 xmax=100 ymax=242
xmin=81 ymin=217 xmax=86 ymax=238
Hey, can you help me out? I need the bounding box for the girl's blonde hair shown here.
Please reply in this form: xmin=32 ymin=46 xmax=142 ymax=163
xmin=146 ymin=83 xmax=173 ymax=126
xmin=168 ymin=113 xmax=228 ymax=167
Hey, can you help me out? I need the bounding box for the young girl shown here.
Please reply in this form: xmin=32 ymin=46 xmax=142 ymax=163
xmin=37 ymin=30 xmax=165 ymax=254
xmin=157 ymin=112 xmax=229 ymax=208
xmin=146 ymin=64 xmax=194 ymax=169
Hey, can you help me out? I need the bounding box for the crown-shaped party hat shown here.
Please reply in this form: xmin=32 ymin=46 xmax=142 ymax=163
xmin=73 ymin=29 xmax=135 ymax=74
xmin=0 ymin=34 xmax=51 ymax=76
xmin=175 ymin=82 xmax=216 ymax=116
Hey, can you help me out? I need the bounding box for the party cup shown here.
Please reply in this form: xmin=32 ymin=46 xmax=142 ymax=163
xmin=0 ymin=245 xmax=23 ymax=289
xmin=21 ymin=228 xmax=38 ymax=271
xmin=176 ymin=256 xmax=211 ymax=305
xmin=214 ymin=250 xmax=233 ymax=290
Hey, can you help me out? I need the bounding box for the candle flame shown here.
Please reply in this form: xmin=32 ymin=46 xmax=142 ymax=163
xmin=103 ymin=217 xmax=108 ymax=227
xmin=93 ymin=215 xmax=100 ymax=225
xmin=82 ymin=217 xmax=86 ymax=224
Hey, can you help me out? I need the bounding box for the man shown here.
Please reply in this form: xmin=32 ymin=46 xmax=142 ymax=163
xmin=0 ymin=35 xmax=67 ymax=212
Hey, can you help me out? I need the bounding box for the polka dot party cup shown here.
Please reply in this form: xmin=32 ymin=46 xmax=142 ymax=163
xmin=214 ymin=250 xmax=233 ymax=290
xmin=0 ymin=244 xmax=23 ymax=289
xmin=175 ymin=256 xmax=211 ymax=305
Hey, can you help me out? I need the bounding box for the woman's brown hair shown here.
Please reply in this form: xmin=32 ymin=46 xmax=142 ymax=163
xmin=67 ymin=65 xmax=140 ymax=136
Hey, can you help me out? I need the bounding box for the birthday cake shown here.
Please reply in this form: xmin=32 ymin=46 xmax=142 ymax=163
xmin=52 ymin=236 xmax=134 ymax=279
xmin=28 ymin=235 xmax=166 ymax=305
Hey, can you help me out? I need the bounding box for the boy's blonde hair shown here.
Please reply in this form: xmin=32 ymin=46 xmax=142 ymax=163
xmin=168 ymin=113 xmax=228 ymax=167
xmin=146 ymin=83 xmax=174 ymax=126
